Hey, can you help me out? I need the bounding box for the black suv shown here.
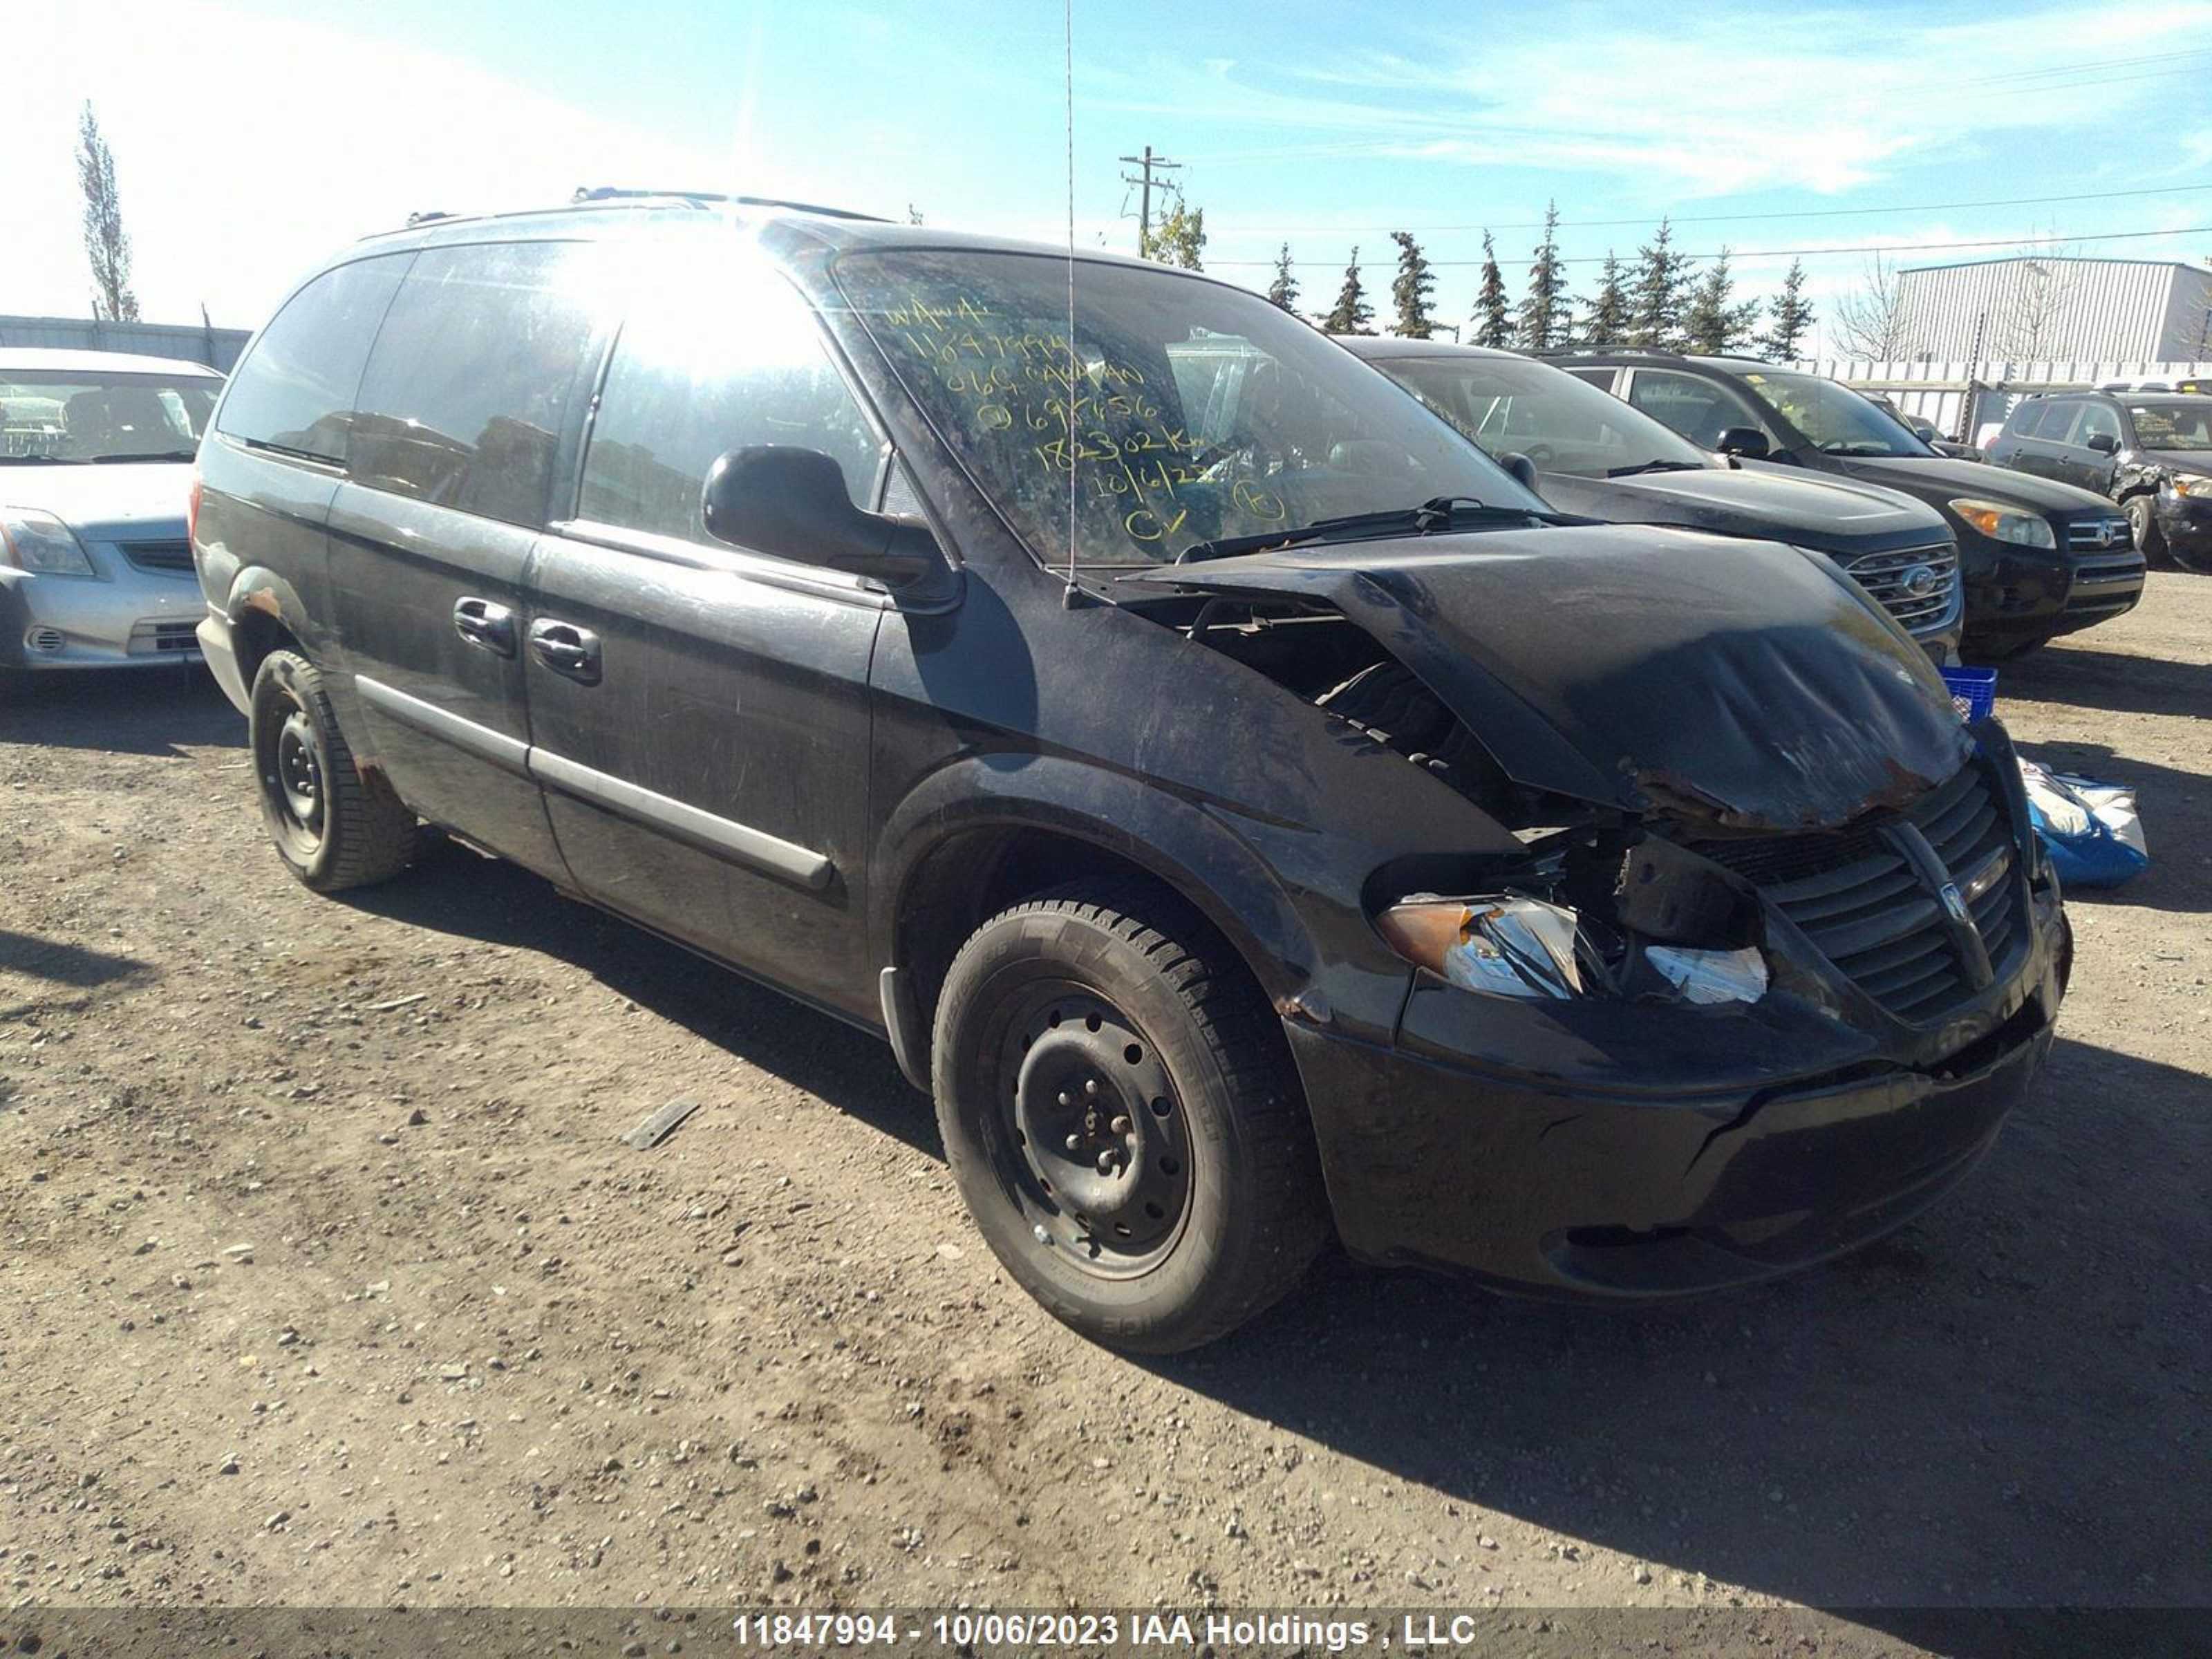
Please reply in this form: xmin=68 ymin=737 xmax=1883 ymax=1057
xmin=1558 ymin=352 xmax=2146 ymax=657
xmin=1343 ymin=338 xmax=1962 ymax=661
xmin=1985 ymin=389 xmax=2212 ymax=571
xmin=191 ymin=200 xmax=2068 ymax=1350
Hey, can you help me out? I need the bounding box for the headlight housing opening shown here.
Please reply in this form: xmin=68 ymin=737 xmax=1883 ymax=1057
xmin=1376 ymin=892 xmax=1768 ymax=1006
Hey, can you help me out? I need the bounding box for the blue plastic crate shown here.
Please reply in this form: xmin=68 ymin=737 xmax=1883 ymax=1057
xmin=1940 ymin=666 xmax=1997 ymax=722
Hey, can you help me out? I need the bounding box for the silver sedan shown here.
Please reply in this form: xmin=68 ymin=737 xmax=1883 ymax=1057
xmin=1 ymin=348 xmax=223 ymax=678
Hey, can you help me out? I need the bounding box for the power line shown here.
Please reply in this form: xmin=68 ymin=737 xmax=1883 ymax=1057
xmin=1211 ymin=223 xmax=2212 ymax=270
xmin=1203 ymin=182 xmax=2212 ymax=238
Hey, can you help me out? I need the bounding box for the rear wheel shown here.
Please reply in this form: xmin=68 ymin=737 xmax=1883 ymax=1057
xmin=249 ymin=649 xmax=418 ymax=891
xmin=930 ymin=880 xmax=1328 ymax=1353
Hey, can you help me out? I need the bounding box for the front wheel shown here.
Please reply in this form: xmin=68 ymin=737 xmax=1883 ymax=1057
xmin=2124 ymin=496 xmax=2168 ymax=567
xmin=931 ymin=881 xmax=1329 ymax=1353
xmin=249 ymin=649 xmax=420 ymax=891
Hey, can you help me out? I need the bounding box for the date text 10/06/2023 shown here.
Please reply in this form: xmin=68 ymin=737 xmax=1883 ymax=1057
xmin=734 ymin=1611 xmax=1537 ymax=1651
xmin=879 ymin=291 xmax=1290 ymax=555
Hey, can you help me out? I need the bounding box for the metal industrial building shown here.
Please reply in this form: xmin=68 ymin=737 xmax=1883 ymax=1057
xmin=0 ymin=313 xmax=250 ymax=373
xmin=1893 ymin=256 xmax=2212 ymax=364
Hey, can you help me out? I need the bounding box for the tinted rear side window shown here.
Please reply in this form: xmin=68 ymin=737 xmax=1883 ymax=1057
xmin=214 ymin=255 xmax=409 ymax=462
xmin=349 ymin=241 xmax=605 ymax=528
xmin=579 ymin=259 xmax=883 ymax=543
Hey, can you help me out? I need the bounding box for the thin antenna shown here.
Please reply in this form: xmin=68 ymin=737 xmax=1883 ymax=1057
xmin=1063 ymin=0 xmax=1078 ymax=600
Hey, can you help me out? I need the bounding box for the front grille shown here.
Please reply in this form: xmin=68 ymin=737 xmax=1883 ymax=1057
xmin=1846 ymin=542 xmax=1958 ymax=632
xmin=127 ymin=619 xmax=201 ymax=655
xmin=1689 ymin=762 xmax=2025 ymax=1024
xmin=2063 ymin=515 xmax=2131 ymax=555
xmin=120 ymin=539 xmax=195 ymax=574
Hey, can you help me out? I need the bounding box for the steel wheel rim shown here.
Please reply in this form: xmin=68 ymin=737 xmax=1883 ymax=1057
xmin=985 ymin=983 xmax=1194 ymax=1280
xmin=259 ymin=688 xmax=325 ymax=858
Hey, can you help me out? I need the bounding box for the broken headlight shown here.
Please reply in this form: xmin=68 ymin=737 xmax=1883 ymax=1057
xmin=1376 ymin=894 xmax=1768 ymax=1006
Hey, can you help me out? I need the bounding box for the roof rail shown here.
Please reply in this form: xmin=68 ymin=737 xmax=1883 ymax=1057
xmin=568 ymin=187 xmax=887 ymax=223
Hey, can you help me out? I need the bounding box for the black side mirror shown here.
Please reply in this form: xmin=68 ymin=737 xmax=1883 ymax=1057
xmin=1714 ymin=427 xmax=1770 ymax=460
xmin=1498 ymin=451 xmax=1541 ymax=492
xmin=2086 ymin=431 xmax=2117 ymax=455
xmin=702 ymin=446 xmax=937 ymax=586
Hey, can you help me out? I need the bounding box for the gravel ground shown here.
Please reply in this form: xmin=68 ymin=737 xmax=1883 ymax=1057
xmin=2 ymin=575 xmax=2206 ymax=1651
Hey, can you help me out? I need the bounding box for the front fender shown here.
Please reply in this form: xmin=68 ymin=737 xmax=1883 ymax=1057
xmin=872 ymin=751 xmax=1324 ymax=1011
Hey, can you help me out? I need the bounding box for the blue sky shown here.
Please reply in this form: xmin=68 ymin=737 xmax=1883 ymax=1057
xmin=14 ymin=0 xmax=2212 ymax=353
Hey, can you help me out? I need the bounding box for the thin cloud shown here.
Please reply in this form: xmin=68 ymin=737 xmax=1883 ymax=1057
xmin=1087 ymin=1 xmax=2212 ymax=199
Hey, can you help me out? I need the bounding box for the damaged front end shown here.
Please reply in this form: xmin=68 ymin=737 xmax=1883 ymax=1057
xmin=1125 ymin=526 xmax=2068 ymax=1297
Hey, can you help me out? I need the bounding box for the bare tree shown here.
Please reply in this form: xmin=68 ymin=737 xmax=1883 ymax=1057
xmin=1830 ymin=252 xmax=1913 ymax=362
xmin=1992 ymin=244 xmax=2083 ymax=359
xmin=77 ymin=102 xmax=139 ymax=323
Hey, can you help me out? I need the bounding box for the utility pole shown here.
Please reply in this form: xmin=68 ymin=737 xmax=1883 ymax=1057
xmin=1118 ymin=145 xmax=1181 ymax=255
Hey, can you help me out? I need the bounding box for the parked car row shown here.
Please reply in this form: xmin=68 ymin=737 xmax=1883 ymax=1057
xmin=181 ymin=198 xmax=2071 ymax=1351
xmin=1343 ymin=339 xmax=1965 ymax=661
xmin=1546 ymin=350 xmax=2146 ymax=660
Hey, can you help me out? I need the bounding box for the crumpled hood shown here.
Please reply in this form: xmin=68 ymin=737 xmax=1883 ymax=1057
xmin=0 ymin=460 xmax=193 ymax=540
xmin=1126 ymin=524 xmax=1973 ymax=831
xmin=2141 ymin=448 xmax=2212 ymax=476
xmin=1539 ymin=464 xmax=1945 ymax=555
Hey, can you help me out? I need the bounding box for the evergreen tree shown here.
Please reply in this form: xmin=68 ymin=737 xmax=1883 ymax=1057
xmin=77 ymin=102 xmax=138 ymax=323
xmin=1762 ymin=259 xmax=1815 ymax=362
xmin=1141 ymin=198 xmax=1206 ymax=270
xmin=1265 ymin=243 xmax=1300 ymax=312
xmin=1515 ymin=202 xmax=1572 ymax=353
xmin=1323 ymin=247 xmax=1373 ymax=335
xmin=1389 ymin=230 xmax=1436 ymax=338
xmin=1471 ymin=232 xmax=1511 ymax=348
xmin=1627 ymin=217 xmax=1694 ymax=350
xmin=1681 ymin=247 xmax=1763 ymax=355
xmin=1575 ymin=250 xmax=1630 ymax=349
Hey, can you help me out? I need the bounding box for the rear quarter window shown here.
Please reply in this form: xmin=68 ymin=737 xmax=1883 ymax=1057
xmin=214 ymin=255 xmax=409 ymax=462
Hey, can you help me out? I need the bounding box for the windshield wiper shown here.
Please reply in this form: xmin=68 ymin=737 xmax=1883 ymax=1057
xmin=1177 ymin=495 xmax=1568 ymax=564
xmin=0 ymin=453 xmax=88 ymax=465
xmin=88 ymin=450 xmax=198 ymax=464
xmin=1606 ymin=460 xmax=1707 ymax=478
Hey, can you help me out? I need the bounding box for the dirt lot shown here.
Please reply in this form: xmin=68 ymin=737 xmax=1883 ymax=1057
xmin=3 ymin=576 xmax=2207 ymax=1648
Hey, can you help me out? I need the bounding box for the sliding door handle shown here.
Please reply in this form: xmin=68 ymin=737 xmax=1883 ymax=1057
xmin=529 ymin=618 xmax=602 ymax=684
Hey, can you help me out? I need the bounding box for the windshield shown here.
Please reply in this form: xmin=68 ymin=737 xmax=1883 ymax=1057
xmin=2124 ymin=400 xmax=2212 ymax=451
xmin=1379 ymin=353 xmax=1710 ymax=478
xmin=0 ymin=367 xmax=221 ymax=462
xmin=1739 ymin=370 xmax=1935 ymax=459
xmin=832 ymin=250 xmax=1546 ymax=568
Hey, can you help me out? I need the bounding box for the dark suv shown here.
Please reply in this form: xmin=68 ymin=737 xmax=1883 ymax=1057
xmin=1559 ymin=352 xmax=2146 ymax=657
xmin=1985 ymin=390 xmax=2212 ymax=571
xmin=1342 ymin=338 xmax=1962 ymax=661
xmin=191 ymin=199 xmax=2069 ymax=1351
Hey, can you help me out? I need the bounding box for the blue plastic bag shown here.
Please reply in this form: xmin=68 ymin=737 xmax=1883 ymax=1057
xmin=2019 ymin=760 xmax=2148 ymax=889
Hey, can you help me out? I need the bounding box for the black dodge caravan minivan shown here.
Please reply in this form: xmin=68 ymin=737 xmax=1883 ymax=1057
xmin=193 ymin=196 xmax=2069 ymax=1351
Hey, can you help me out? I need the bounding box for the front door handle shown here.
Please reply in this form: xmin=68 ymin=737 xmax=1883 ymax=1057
xmin=529 ymin=618 xmax=602 ymax=684
xmin=453 ymin=596 xmax=516 ymax=657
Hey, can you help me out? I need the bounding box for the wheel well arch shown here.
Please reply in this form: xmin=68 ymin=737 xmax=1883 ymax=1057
xmin=231 ymin=603 xmax=303 ymax=690
xmin=889 ymin=820 xmax=1301 ymax=1084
